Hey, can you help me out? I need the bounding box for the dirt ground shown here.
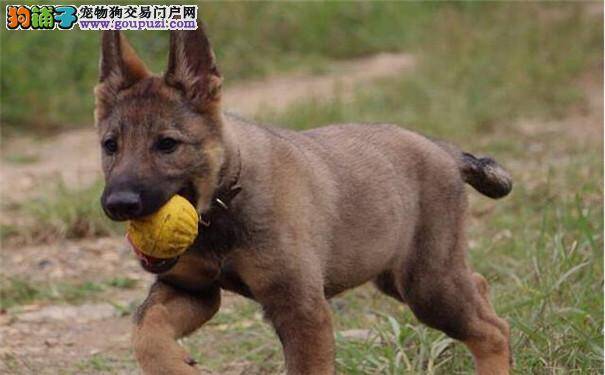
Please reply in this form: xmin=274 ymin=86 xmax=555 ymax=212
xmin=0 ymin=53 xmax=415 ymax=374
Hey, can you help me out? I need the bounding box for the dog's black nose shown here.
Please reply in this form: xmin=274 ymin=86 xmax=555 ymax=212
xmin=104 ymin=190 xmax=142 ymax=220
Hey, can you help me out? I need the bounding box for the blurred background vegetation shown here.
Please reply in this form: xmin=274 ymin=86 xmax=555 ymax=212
xmin=2 ymin=2 xmax=437 ymax=132
xmin=2 ymin=2 xmax=600 ymax=134
xmin=1 ymin=2 xmax=603 ymax=373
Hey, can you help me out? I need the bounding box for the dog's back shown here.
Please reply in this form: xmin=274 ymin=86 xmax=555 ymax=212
xmin=226 ymin=116 xmax=510 ymax=296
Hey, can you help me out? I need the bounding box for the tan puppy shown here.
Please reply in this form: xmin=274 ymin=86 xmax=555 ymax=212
xmin=95 ymin=26 xmax=512 ymax=375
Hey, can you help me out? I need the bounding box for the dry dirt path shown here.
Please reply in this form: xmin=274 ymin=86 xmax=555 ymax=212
xmin=0 ymin=53 xmax=414 ymax=374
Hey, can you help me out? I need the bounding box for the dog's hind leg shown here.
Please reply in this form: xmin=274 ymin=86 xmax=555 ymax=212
xmin=466 ymin=272 xmax=512 ymax=373
xmin=375 ymin=195 xmax=510 ymax=374
xmin=400 ymin=216 xmax=510 ymax=375
xmin=132 ymin=281 xmax=220 ymax=375
xmin=376 ymin=263 xmax=510 ymax=374
xmin=373 ymin=270 xmax=405 ymax=303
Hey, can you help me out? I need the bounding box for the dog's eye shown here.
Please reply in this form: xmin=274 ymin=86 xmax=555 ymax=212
xmin=103 ymin=138 xmax=118 ymax=155
xmin=156 ymin=137 xmax=179 ymax=154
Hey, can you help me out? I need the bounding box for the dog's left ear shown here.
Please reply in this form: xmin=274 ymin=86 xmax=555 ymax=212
xmin=164 ymin=26 xmax=222 ymax=113
xmin=99 ymin=30 xmax=150 ymax=90
xmin=95 ymin=31 xmax=150 ymax=122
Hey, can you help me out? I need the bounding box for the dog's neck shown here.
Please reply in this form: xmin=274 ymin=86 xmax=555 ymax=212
xmin=212 ymin=147 xmax=242 ymax=212
xmin=191 ymin=118 xmax=246 ymax=257
xmin=216 ymin=117 xmax=242 ymax=200
xmin=198 ymin=116 xmax=243 ymax=223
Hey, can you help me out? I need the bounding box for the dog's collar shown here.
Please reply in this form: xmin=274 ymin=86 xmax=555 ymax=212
xmin=199 ymin=184 xmax=242 ymax=227
xmin=199 ymin=148 xmax=242 ymax=227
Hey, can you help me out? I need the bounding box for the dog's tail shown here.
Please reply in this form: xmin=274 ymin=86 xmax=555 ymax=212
xmin=435 ymin=140 xmax=512 ymax=199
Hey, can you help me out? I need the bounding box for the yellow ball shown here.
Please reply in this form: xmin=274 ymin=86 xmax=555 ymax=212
xmin=127 ymin=195 xmax=198 ymax=259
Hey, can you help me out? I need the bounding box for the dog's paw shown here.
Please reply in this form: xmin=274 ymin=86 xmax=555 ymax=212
xmin=185 ymin=356 xmax=198 ymax=367
xmin=135 ymin=341 xmax=200 ymax=375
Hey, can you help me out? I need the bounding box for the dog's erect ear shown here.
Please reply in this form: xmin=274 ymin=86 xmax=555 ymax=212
xmin=95 ymin=31 xmax=150 ymax=122
xmin=99 ymin=30 xmax=150 ymax=90
xmin=164 ymin=26 xmax=222 ymax=112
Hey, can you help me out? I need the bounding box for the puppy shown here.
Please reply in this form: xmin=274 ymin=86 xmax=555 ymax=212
xmin=96 ymin=26 xmax=512 ymax=375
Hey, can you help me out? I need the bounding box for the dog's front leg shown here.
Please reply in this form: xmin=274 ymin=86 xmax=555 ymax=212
xmin=259 ymin=285 xmax=335 ymax=375
xmin=132 ymin=281 xmax=220 ymax=375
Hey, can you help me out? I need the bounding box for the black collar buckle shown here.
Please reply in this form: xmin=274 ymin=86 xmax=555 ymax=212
xmin=198 ymin=185 xmax=242 ymax=228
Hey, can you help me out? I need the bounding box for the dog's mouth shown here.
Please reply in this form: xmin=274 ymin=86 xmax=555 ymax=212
xmin=128 ymin=183 xmax=198 ymax=274
xmin=178 ymin=182 xmax=199 ymax=208
xmin=130 ymin=241 xmax=180 ymax=274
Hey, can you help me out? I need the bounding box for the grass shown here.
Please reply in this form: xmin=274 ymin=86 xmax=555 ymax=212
xmin=74 ymin=354 xmax=137 ymax=374
xmin=1 ymin=2 xmax=437 ymax=132
xmin=182 ymin=300 xmax=281 ymax=373
xmin=4 ymin=179 xmax=122 ymax=243
xmin=258 ymin=3 xmax=602 ymax=141
xmin=3 ymin=153 xmax=40 ymax=165
xmin=0 ymin=276 xmax=138 ymax=310
xmin=76 ymin=354 xmax=113 ymax=372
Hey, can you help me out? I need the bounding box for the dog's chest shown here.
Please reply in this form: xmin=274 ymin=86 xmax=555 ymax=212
xmin=158 ymin=251 xmax=221 ymax=291
xmin=158 ymin=250 xmax=254 ymax=298
xmin=159 ymin=207 xmax=253 ymax=296
xmin=217 ymin=261 xmax=254 ymax=298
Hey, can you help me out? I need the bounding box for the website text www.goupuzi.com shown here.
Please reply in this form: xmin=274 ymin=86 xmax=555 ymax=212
xmin=79 ymin=18 xmax=197 ymax=31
